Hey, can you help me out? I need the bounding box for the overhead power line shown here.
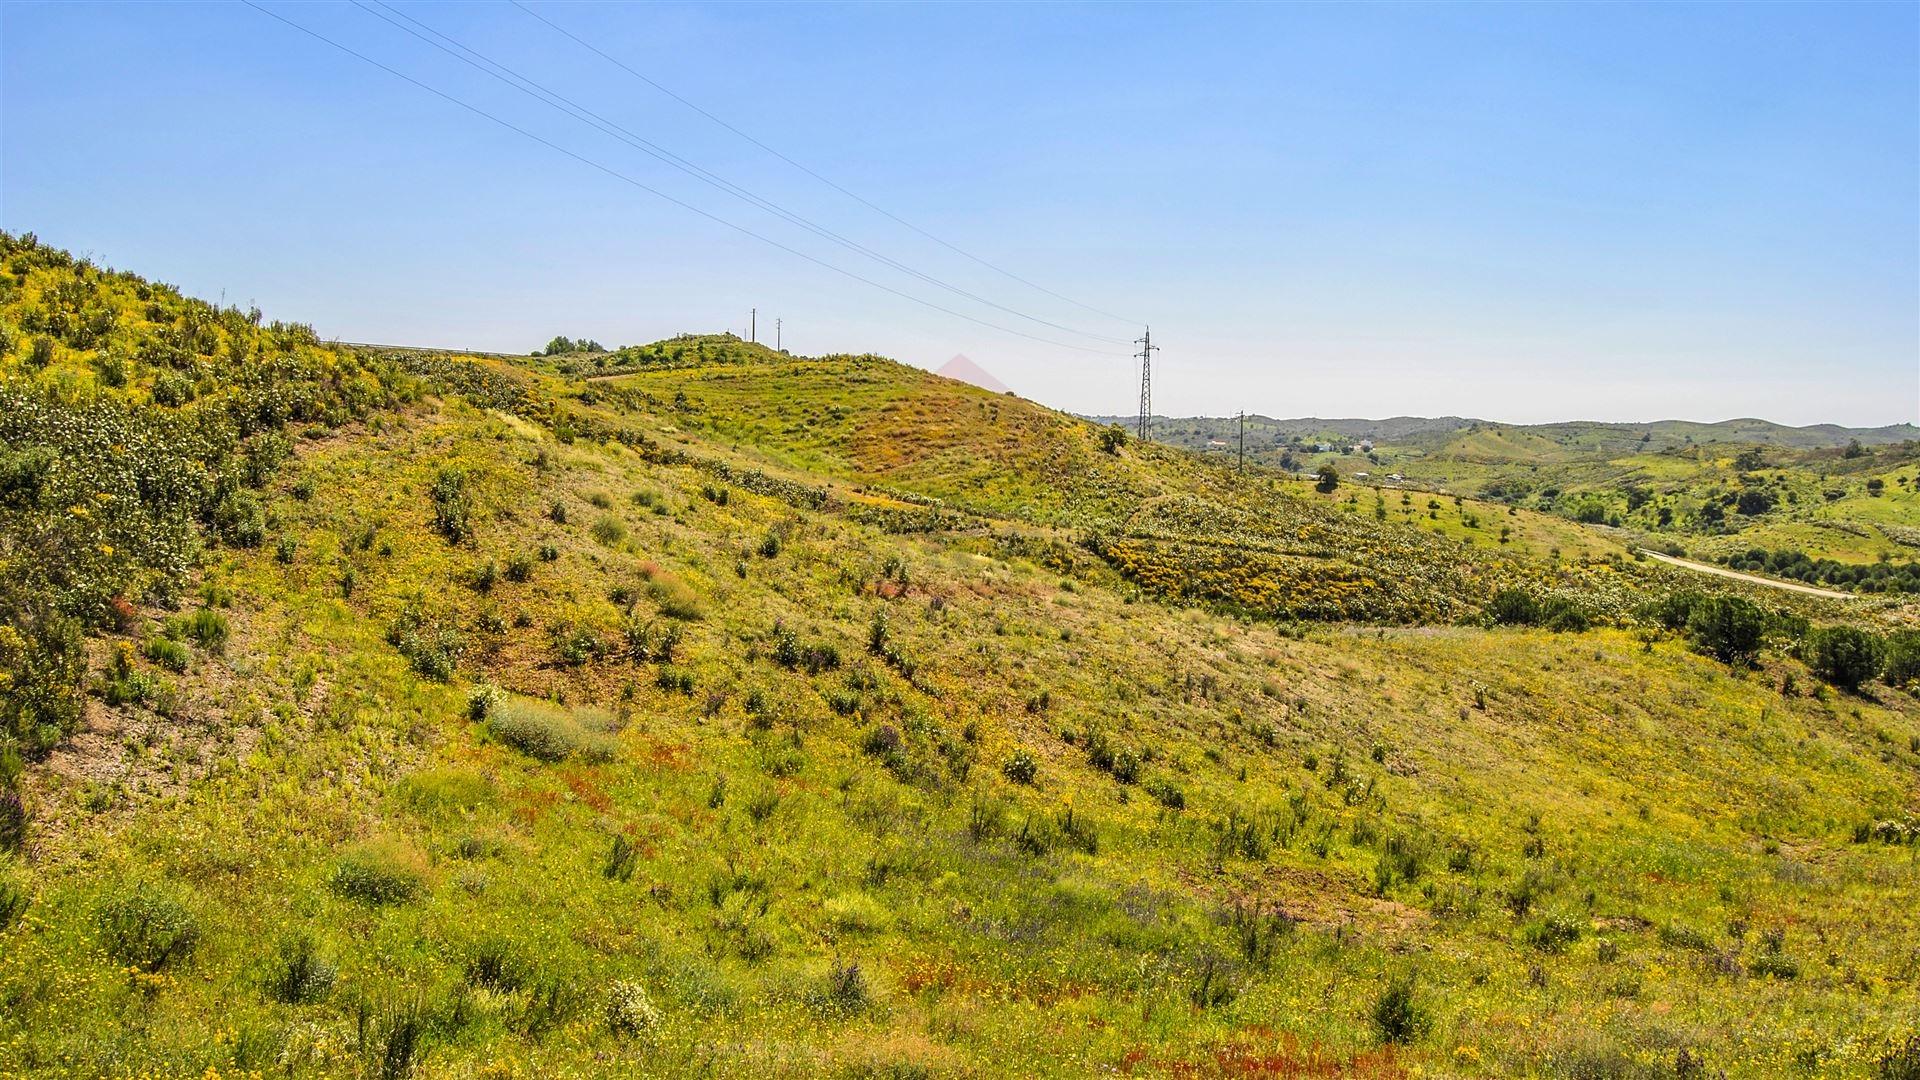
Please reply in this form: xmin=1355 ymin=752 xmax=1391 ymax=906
xmin=354 ymin=0 xmax=1133 ymax=347
xmin=511 ymin=0 xmax=1136 ymax=328
xmin=240 ymin=1 xmax=1131 ymax=357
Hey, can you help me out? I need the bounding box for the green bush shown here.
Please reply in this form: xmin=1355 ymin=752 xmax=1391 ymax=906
xmin=167 ymin=607 xmax=229 ymax=653
xmin=0 ymin=870 xmax=28 ymax=929
xmin=430 ymin=467 xmax=474 ymax=544
xmin=1804 ymin=626 xmax=1883 ymax=691
xmin=1371 ymin=974 xmax=1428 ymax=1044
xmin=96 ymin=884 xmax=201 ymax=972
xmin=590 ymin=515 xmax=626 ymax=545
xmin=488 ymin=698 xmax=617 ymax=763
xmin=1884 ymin=631 xmax=1920 ymax=689
xmin=144 ymin=635 xmax=191 ymax=673
xmin=263 ymin=933 xmax=337 ymax=1005
xmin=1002 ymin=750 xmax=1038 ymax=785
xmin=329 ymin=839 xmax=426 ymax=905
xmin=1486 ymin=588 xmax=1540 ymax=626
xmin=386 ymin=599 xmax=463 ymax=681
xmin=1688 ymin=595 xmax=1767 ymax=665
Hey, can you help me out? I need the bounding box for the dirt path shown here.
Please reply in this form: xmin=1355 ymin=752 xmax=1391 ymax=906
xmin=1640 ymin=550 xmax=1855 ymax=600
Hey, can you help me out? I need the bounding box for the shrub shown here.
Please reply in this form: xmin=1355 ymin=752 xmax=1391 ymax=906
xmin=1002 ymin=750 xmax=1038 ymax=785
xmin=1688 ymin=595 xmax=1767 ymax=665
xmin=504 ymin=553 xmax=534 ymax=583
xmin=810 ymin=960 xmax=872 ymax=1018
xmin=329 ymin=840 xmax=426 ymax=905
xmin=386 ymin=599 xmax=463 ymax=681
xmin=1876 ymin=1032 xmax=1920 ymax=1080
xmin=145 ymin=635 xmax=191 ymax=673
xmin=264 ymin=933 xmax=337 ymax=1005
xmin=1487 ymin=588 xmax=1540 ymax=626
xmin=0 ymin=871 xmax=28 ymax=930
xmin=1370 ymin=974 xmax=1428 ymax=1045
xmin=466 ymin=682 xmax=503 ymax=722
xmin=1538 ymin=597 xmax=1590 ymax=632
xmin=1885 ymin=632 xmax=1920 ymax=688
xmin=465 ymin=938 xmax=529 ymax=991
xmin=605 ymin=980 xmax=660 ymax=1036
xmin=1147 ymin=778 xmax=1187 ymax=810
xmin=647 ymin=574 xmax=703 ymax=620
xmin=96 ymin=885 xmax=201 ymax=972
xmin=590 ymin=515 xmax=627 ymax=545
xmin=1804 ymin=626 xmax=1883 ymax=691
xmin=430 ymin=466 xmax=474 ymax=543
xmin=1099 ymin=424 xmax=1127 ymax=454
xmin=488 ymin=698 xmax=616 ymax=763
xmin=1523 ymin=912 xmax=1583 ymax=953
xmin=168 ymin=607 xmax=229 ymax=653
xmin=604 ymin=833 xmax=640 ymax=882
xmin=1642 ymin=589 xmax=1705 ymax=630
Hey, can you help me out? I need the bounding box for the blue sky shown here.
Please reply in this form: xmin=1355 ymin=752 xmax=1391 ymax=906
xmin=3 ymin=1 xmax=1915 ymax=425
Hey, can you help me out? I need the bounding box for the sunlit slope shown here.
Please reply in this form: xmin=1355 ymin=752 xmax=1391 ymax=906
xmin=1 ymin=235 xmax=1916 ymax=1076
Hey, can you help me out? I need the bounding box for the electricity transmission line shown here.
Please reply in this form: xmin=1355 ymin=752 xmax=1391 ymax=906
xmin=240 ymin=1 xmax=1131 ymax=357
xmin=354 ymin=0 xmax=1133 ymax=348
xmin=511 ymin=0 xmax=1136 ymax=328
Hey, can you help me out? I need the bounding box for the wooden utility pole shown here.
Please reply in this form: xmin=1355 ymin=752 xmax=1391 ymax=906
xmin=750 ymin=308 xmax=757 ymax=343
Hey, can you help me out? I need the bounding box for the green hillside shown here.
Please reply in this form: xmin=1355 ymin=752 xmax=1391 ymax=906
xmin=3 ymin=233 xmax=1920 ymax=1078
xmin=1134 ymin=413 xmax=1920 ymax=588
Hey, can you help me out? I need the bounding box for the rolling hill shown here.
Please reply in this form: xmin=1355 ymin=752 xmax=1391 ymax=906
xmin=2 ymin=232 xmax=1918 ymax=1077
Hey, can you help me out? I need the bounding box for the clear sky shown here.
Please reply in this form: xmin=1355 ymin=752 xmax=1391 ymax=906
xmin=3 ymin=1 xmax=1915 ymax=426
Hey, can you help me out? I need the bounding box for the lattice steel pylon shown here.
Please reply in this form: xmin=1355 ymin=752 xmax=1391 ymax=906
xmin=1135 ymin=327 xmax=1158 ymax=441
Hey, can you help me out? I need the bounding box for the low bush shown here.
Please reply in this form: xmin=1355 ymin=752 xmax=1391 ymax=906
xmin=0 ymin=871 xmax=28 ymax=930
xmin=488 ymin=698 xmax=617 ymax=763
xmin=430 ymin=466 xmax=474 ymax=544
xmin=96 ymin=884 xmax=201 ymax=972
xmin=1371 ymin=974 xmax=1428 ymax=1045
xmin=167 ymin=607 xmax=229 ymax=653
xmin=1002 ymin=750 xmax=1038 ymax=785
xmin=605 ymin=980 xmax=660 ymax=1036
xmin=329 ymin=839 xmax=426 ymax=905
xmin=1688 ymin=595 xmax=1767 ymax=665
xmin=264 ymin=933 xmax=337 ymax=1005
xmin=1804 ymin=626 xmax=1882 ymax=691
xmin=590 ymin=515 xmax=627 ymax=545
xmin=386 ymin=599 xmax=463 ymax=681
xmin=144 ymin=635 xmax=191 ymax=673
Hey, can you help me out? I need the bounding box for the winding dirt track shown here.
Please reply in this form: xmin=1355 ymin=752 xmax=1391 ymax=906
xmin=1640 ymin=550 xmax=1855 ymax=600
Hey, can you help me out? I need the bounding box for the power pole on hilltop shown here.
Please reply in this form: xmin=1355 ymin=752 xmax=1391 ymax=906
xmin=1238 ymin=411 xmax=1246 ymax=472
xmin=775 ymin=318 xmax=782 ymax=352
xmin=1134 ymin=326 xmax=1158 ymax=442
xmin=750 ymin=308 xmax=757 ymax=343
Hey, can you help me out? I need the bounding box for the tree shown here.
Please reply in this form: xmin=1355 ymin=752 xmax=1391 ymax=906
xmin=1803 ymin=626 xmax=1882 ymax=691
xmin=1098 ymin=424 xmax=1127 ymax=455
xmin=1314 ymin=463 xmax=1339 ymax=494
xmin=1735 ymin=489 xmax=1774 ymax=516
xmin=1882 ymin=631 xmax=1920 ymax=688
xmin=1687 ymin=595 xmax=1767 ymax=665
xmin=1843 ymin=438 xmax=1865 ymax=459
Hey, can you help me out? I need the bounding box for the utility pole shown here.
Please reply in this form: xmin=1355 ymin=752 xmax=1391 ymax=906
xmin=775 ymin=318 xmax=782 ymax=352
xmin=1238 ymin=410 xmax=1246 ymax=472
xmin=1134 ymin=326 xmax=1158 ymax=442
xmin=750 ymin=308 xmax=757 ymax=343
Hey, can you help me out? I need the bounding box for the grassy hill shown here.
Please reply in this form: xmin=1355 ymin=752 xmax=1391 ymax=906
xmin=1129 ymin=413 xmax=1920 ymax=588
xmin=2 ymin=232 xmax=1919 ymax=1077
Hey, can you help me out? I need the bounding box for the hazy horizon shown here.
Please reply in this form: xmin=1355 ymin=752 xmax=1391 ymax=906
xmin=3 ymin=2 xmax=1915 ymax=426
